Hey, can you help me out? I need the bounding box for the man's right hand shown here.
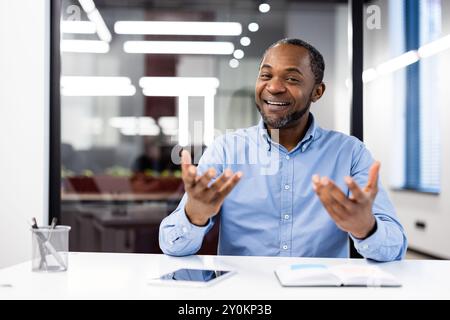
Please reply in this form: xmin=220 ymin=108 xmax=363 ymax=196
xmin=181 ymin=149 xmax=242 ymax=226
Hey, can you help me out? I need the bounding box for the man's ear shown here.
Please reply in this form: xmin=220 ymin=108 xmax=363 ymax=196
xmin=311 ymin=83 xmax=326 ymax=102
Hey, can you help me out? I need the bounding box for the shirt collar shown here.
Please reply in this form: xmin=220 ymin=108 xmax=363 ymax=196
xmin=257 ymin=113 xmax=319 ymax=153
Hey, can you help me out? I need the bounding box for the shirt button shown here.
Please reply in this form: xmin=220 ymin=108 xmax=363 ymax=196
xmin=284 ymin=214 xmax=290 ymax=220
xmin=285 ymin=155 xmax=290 ymax=160
xmin=362 ymin=244 xmax=369 ymax=250
xmin=282 ymin=245 xmax=288 ymax=250
xmin=284 ymin=185 xmax=290 ymax=190
xmin=182 ymin=227 xmax=188 ymax=233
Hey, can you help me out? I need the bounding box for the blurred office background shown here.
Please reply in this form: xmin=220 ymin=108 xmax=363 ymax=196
xmin=56 ymin=0 xmax=349 ymax=255
xmin=1 ymin=0 xmax=449 ymax=267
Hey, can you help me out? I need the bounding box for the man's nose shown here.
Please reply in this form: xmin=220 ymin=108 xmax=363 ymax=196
xmin=266 ymin=78 xmax=286 ymax=94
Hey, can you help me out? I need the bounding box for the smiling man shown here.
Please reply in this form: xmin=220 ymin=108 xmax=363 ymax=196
xmin=159 ymin=38 xmax=407 ymax=261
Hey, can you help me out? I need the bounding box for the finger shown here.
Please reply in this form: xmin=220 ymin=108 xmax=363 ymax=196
xmin=317 ymin=179 xmax=348 ymax=217
xmin=182 ymin=166 xmax=197 ymax=190
xmin=214 ymin=172 xmax=243 ymax=201
xmin=322 ymin=201 xmax=344 ymax=225
xmin=181 ymin=150 xmax=196 ymax=188
xmin=344 ymin=176 xmax=366 ymax=202
xmin=181 ymin=149 xmax=192 ymax=169
xmin=311 ymin=174 xmax=321 ymax=192
xmin=365 ymin=161 xmax=380 ymax=196
xmin=317 ymin=189 xmax=347 ymax=222
xmin=203 ymin=169 xmax=232 ymax=202
xmin=320 ymin=177 xmax=354 ymax=211
xmin=208 ymin=169 xmax=232 ymax=193
xmin=193 ymin=168 xmax=216 ymax=192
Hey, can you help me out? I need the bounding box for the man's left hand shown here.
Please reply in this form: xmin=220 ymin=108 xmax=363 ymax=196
xmin=312 ymin=161 xmax=380 ymax=239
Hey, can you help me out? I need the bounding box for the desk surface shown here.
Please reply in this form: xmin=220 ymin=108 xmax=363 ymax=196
xmin=1 ymin=252 xmax=449 ymax=299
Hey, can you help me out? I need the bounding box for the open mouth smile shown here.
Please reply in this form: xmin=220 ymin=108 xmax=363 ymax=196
xmin=263 ymin=99 xmax=291 ymax=111
xmin=264 ymin=99 xmax=290 ymax=106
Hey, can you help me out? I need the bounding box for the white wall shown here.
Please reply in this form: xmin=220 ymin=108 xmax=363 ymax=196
xmin=0 ymin=0 xmax=49 ymax=268
xmin=364 ymin=0 xmax=450 ymax=258
xmin=287 ymin=3 xmax=349 ymax=131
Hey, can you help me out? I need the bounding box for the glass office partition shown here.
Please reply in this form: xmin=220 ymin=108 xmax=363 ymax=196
xmin=57 ymin=0 xmax=349 ymax=254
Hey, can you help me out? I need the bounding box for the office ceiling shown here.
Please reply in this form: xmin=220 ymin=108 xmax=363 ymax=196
xmin=94 ymin=0 xmax=351 ymax=9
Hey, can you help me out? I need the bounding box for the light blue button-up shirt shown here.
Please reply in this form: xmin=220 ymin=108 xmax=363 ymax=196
xmin=159 ymin=114 xmax=407 ymax=261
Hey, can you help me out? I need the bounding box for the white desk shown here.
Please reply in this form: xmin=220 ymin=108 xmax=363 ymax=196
xmin=0 ymin=252 xmax=449 ymax=299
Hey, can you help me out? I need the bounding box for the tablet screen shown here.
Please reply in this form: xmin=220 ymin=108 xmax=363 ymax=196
xmin=159 ymin=268 xmax=232 ymax=283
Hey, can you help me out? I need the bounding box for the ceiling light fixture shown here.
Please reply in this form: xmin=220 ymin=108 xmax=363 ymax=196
xmin=115 ymin=21 xmax=242 ymax=36
xmin=124 ymin=41 xmax=234 ymax=55
xmin=61 ymin=40 xmax=110 ymax=53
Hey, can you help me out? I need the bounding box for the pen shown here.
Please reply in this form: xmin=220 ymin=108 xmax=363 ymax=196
xmin=50 ymin=217 xmax=57 ymax=229
xmin=31 ymin=217 xmax=39 ymax=230
xmin=32 ymin=217 xmax=48 ymax=270
xmin=47 ymin=217 xmax=58 ymax=242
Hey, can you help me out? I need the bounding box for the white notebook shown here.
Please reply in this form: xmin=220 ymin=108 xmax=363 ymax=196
xmin=275 ymin=263 xmax=401 ymax=287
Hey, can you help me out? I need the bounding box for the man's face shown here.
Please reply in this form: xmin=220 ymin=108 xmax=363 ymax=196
xmin=255 ymin=44 xmax=319 ymax=129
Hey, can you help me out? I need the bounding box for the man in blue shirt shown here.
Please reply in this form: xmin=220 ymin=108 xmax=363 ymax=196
xmin=159 ymin=38 xmax=407 ymax=261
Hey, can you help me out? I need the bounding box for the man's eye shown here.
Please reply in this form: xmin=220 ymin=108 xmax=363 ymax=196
xmin=259 ymin=74 xmax=271 ymax=79
xmin=287 ymin=77 xmax=300 ymax=82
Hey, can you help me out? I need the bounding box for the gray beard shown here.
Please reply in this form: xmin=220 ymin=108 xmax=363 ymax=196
xmin=257 ymin=100 xmax=311 ymax=129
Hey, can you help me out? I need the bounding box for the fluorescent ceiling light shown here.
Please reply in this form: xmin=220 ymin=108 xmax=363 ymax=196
xmin=376 ymin=50 xmax=419 ymax=75
xmin=109 ymin=116 xmax=155 ymax=128
xmin=142 ymin=87 xmax=216 ymax=97
xmin=362 ymin=68 xmax=378 ymax=83
xmin=62 ymin=86 xmax=135 ymax=96
xmin=363 ymin=34 xmax=450 ymax=83
xmin=78 ymin=0 xmax=112 ymax=42
xmin=139 ymin=77 xmax=219 ymax=88
xmin=259 ymin=3 xmax=271 ymax=13
xmin=124 ymin=41 xmax=234 ymax=55
xmin=78 ymin=0 xmax=95 ymax=12
xmin=248 ymin=22 xmax=259 ymax=32
xmin=61 ymin=40 xmax=109 ymax=53
xmin=140 ymin=77 xmax=219 ymax=96
xmin=120 ymin=126 xmax=160 ymax=136
xmin=87 ymin=9 xmax=112 ymax=42
xmin=61 ymin=21 xmax=96 ymax=34
xmin=158 ymin=116 xmax=178 ymax=129
xmin=61 ymin=76 xmax=135 ymax=96
xmin=62 ymin=76 xmax=132 ymax=86
xmin=109 ymin=117 xmax=160 ymax=136
xmin=115 ymin=21 xmax=242 ymax=36
xmin=418 ymin=34 xmax=450 ymax=58
xmin=158 ymin=116 xmax=178 ymax=136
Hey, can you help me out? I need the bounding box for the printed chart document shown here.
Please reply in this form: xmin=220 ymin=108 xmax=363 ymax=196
xmin=275 ymin=263 xmax=401 ymax=287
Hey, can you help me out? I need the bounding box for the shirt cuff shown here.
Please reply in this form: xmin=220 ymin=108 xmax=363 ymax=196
xmin=349 ymin=218 xmax=385 ymax=256
xmin=175 ymin=207 xmax=214 ymax=240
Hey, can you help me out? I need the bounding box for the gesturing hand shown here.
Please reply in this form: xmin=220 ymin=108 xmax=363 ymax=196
xmin=181 ymin=150 xmax=242 ymax=226
xmin=312 ymin=161 xmax=381 ymax=239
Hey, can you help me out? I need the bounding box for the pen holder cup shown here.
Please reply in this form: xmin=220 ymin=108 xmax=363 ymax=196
xmin=31 ymin=225 xmax=71 ymax=272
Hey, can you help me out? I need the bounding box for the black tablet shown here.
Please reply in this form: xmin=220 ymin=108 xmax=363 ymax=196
xmin=148 ymin=268 xmax=236 ymax=287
